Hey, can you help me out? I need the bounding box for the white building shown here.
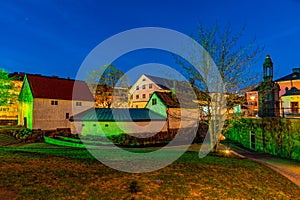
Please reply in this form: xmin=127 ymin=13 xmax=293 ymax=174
xmin=18 ymin=74 xmax=95 ymax=130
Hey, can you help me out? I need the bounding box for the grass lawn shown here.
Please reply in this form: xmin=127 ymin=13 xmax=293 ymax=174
xmin=0 ymin=133 xmax=20 ymax=146
xmin=0 ymin=143 xmax=299 ymax=199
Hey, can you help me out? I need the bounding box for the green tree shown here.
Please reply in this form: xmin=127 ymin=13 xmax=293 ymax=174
xmin=86 ymin=64 xmax=130 ymax=108
xmin=0 ymin=69 xmax=15 ymax=106
xmin=176 ymin=22 xmax=264 ymax=151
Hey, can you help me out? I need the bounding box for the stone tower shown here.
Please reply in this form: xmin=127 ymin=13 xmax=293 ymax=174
xmin=258 ymin=55 xmax=280 ymax=117
xmin=263 ymin=55 xmax=273 ymax=81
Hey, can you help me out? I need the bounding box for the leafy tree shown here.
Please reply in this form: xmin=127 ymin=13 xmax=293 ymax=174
xmin=86 ymin=64 xmax=130 ymax=108
xmin=176 ymin=22 xmax=264 ymax=151
xmin=0 ymin=69 xmax=15 ymax=106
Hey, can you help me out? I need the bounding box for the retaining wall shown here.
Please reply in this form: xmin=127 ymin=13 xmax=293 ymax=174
xmin=225 ymin=118 xmax=300 ymax=161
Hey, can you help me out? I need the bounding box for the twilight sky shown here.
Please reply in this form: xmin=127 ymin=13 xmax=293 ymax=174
xmin=1 ymin=0 xmax=300 ymax=83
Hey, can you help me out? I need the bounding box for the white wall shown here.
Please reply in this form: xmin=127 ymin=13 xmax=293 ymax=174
xmin=33 ymin=98 xmax=94 ymax=130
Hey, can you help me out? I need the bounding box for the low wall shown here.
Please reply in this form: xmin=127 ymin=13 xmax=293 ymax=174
xmin=225 ymin=118 xmax=300 ymax=161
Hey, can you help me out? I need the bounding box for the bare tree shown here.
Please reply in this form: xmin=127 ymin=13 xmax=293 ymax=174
xmin=86 ymin=64 xmax=130 ymax=108
xmin=176 ymin=22 xmax=264 ymax=151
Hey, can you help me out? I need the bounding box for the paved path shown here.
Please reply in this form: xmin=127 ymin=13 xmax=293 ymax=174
xmin=223 ymin=141 xmax=300 ymax=187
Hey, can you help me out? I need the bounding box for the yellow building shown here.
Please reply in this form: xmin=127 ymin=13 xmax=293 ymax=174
xmin=0 ymin=73 xmax=24 ymax=125
xmin=245 ymin=67 xmax=300 ymax=117
xmin=281 ymin=87 xmax=300 ymax=117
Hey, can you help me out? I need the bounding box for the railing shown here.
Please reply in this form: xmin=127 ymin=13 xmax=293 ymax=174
xmin=281 ymin=107 xmax=300 ymax=118
xmin=245 ymin=107 xmax=300 ymax=118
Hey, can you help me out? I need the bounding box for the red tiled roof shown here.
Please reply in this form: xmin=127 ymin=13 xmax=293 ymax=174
xmin=153 ymin=91 xmax=199 ymax=108
xmin=155 ymin=91 xmax=180 ymax=108
xmin=26 ymin=74 xmax=94 ymax=101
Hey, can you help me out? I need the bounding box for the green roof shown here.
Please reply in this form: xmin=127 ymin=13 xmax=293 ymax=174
xmin=70 ymin=108 xmax=166 ymax=122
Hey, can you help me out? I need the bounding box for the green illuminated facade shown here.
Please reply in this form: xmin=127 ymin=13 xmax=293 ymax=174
xmin=71 ymin=108 xmax=166 ymax=136
xmin=145 ymin=92 xmax=168 ymax=118
xmin=18 ymin=75 xmax=33 ymax=129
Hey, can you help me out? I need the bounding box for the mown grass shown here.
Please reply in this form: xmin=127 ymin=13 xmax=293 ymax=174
xmin=0 ymin=133 xmax=20 ymax=146
xmin=0 ymin=144 xmax=299 ymax=199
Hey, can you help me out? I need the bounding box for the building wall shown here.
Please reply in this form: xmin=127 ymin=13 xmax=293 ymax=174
xmin=32 ymin=98 xmax=94 ymax=130
xmin=146 ymin=94 xmax=199 ymax=130
xmin=167 ymin=108 xmax=199 ymax=129
xmin=18 ymin=78 xmax=34 ymax=129
xmin=281 ymin=95 xmax=300 ymax=116
xmin=0 ymin=80 xmax=23 ymax=124
xmin=146 ymin=92 xmax=167 ymax=117
xmin=277 ymin=80 xmax=300 ymax=97
xmin=74 ymin=121 xmax=167 ymax=136
xmin=131 ymin=101 xmax=149 ymax=109
xmin=129 ymin=74 xmax=169 ymax=108
xmin=246 ymin=91 xmax=258 ymax=116
xmin=226 ymin=118 xmax=300 ymax=161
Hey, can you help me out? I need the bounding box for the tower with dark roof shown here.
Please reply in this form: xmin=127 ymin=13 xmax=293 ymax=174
xmin=263 ymin=55 xmax=273 ymax=82
xmin=258 ymin=55 xmax=280 ymax=117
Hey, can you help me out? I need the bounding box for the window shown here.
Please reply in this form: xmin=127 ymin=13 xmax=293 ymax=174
xmin=76 ymin=102 xmax=82 ymax=106
xmin=136 ymin=105 xmax=138 ymax=108
xmin=66 ymin=113 xmax=70 ymax=119
xmin=136 ymin=85 xmax=139 ymax=90
xmin=291 ymin=102 xmax=299 ymax=113
xmin=149 ymin=83 xmax=153 ymax=89
xmin=142 ymin=78 xmax=146 ymax=81
xmin=136 ymin=95 xmax=139 ymax=99
xmin=142 ymin=84 xmax=146 ymax=89
xmin=142 ymin=94 xmax=146 ymax=98
xmin=105 ymin=124 xmax=109 ymax=127
xmin=51 ymin=100 xmax=58 ymax=105
xmin=152 ymin=98 xmax=157 ymax=105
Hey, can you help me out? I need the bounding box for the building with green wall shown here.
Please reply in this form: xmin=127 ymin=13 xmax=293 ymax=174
xmin=146 ymin=91 xmax=200 ymax=130
xmin=70 ymin=108 xmax=166 ymax=136
xmin=18 ymin=74 xmax=94 ymax=130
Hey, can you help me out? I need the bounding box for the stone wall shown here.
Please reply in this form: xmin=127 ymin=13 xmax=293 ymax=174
xmin=225 ymin=118 xmax=300 ymax=161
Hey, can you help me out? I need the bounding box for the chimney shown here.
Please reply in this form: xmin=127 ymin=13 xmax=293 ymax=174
xmin=292 ymin=68 xmax=300 ymax=73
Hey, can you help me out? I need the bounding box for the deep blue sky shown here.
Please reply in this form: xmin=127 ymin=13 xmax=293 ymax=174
xmin=1 ymin=0 xmax=300 ymax=83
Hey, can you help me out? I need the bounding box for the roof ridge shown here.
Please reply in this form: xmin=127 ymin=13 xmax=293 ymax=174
xmin=26 ymin=73 xmax=79 ymax=82
xmin=275 ymin=71 xmax=300 ymax=82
